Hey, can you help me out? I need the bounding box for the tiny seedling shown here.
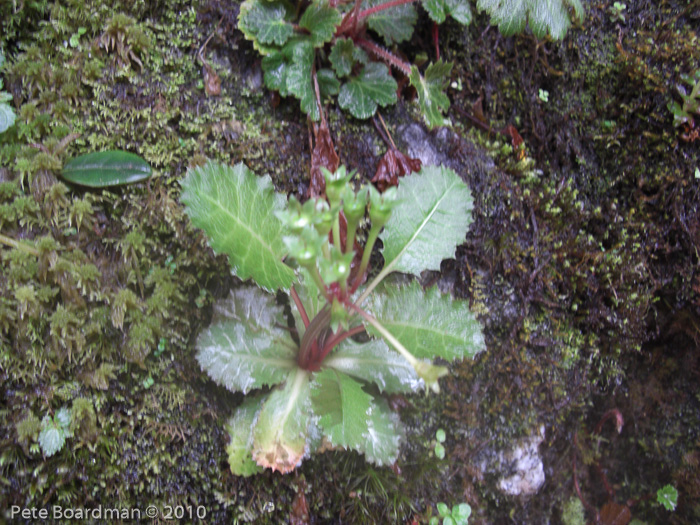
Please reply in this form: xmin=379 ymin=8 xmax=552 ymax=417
xmin=429 ymin=502 xmax=471 ymax=525
xmin=181 ymin=161 xmax=484 ymax=474
xmin=609 ymin=2 xmax=626 ymax=23
xmin=538 ymin=89 xmax=550 ymax=103
xmin=38 ymin=408 xmax=72 ymax=457
xmin=434 ymin=428 xmax=447 ymax=459
xmin=656 ymin=484 xmax=678 ymax=512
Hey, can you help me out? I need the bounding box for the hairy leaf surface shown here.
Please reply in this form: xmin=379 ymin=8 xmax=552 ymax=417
xmin=380 ymin=165 xmax=473 ymax=276
xmin=477 ymin=0 xmax=584 ymax=39
xmin=408 ymin=61 xmax=452 ymax=128
xmin=325 ymin=338 xmax=420 ymax=393
xmin=363 ymin=0 xmax=417 ymax=45
xmin=424 ymin=0 xmax=472 ymax=25
xmin=225 ymin=395 xmax=266 ymax=476
xmin=361 ymin=397 xmax=403 ymax=465
xmin=299 ymin=1 xmax=341 ymax=47
xmin=366 ymin=280 xmax=485 ymax=361
xmin=252 ymin=369 xmax=312 ymax=473
xmin=311 ymin=369 xmax=372 ymax=450
xmin=338 ymin=63 xmax=397 ymax=120
xmin=0 ymin=83 xmax=16 ymax=134
xmin=239 ymin=0 xmax=294 ymax=48
xmin=329 ymin=38 xmax=356 ymax=77
xmin=181 ymin=161 xmax=295 ymax=291
xmin=195 ymin=286 xmax=297 ymax=393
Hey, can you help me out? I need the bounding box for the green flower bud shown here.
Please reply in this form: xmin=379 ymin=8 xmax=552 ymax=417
xmin=318 ymin=245 xmax=354 ymax=285
xmin=368 ymin=186 xmax=397 ymax=227
xmin=342 ymin=185 xmax=368 ymax=223
xmin=283 ymin=227 xmax=324 ymax=266
xmin=413 ymin=360 xmax=449 ymax=394
xmin=323 ymin=166 xmax=352 ymax=207
xmin=329 ymin=297 xmax=350 ymax=333
xmin=276 ymin=196 xmax=312 ymax=232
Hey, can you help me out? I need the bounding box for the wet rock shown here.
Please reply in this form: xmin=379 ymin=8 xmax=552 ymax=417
xmin=495 ymin=425 xmax=546 ymax=497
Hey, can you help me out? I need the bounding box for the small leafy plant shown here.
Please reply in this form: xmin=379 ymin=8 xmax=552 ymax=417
xmin=181 ymin=160 xmax=484 ymax=474
xmin=434 ymin=428 xmax=446 ymax=459
xmin=238 ymin=0 xmax=584 ymax=127
xmin=429 ymin=502 xmax=471 ymax=525
xmin=38 ymin=408 xmax=72 ymax=457
xmin=668 ymin=70 xmax=700 ymax=129
xmin=656 ymin=484 xmax=678 ymax=512
xmin=0 ymin=49 xmax=17 ymax=134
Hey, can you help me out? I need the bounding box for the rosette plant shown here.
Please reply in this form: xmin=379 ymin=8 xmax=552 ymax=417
xmin=181 ymin=161 xmax=484 ymax=474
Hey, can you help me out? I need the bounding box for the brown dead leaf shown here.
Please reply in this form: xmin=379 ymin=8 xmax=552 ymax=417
xmin=371 ymin=148 xmax=421 ymax=192
xmin=308 ymin=120 xmax=339 ymax=198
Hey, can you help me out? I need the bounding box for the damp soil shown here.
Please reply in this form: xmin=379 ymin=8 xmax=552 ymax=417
xmin=0 ymin=0 xmax=699 ymax=524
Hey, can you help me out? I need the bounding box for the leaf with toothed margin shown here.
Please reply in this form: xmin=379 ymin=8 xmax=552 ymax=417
xmin=195 ymin=286 xmax=297 ymax=394
xmin=424 ymin=0 xmax=473 ymax=25
xmin=311 ymin=369 xmax=373 ymax=451
xmin=476 ymin=0 xmax=584 ymax=40
xmin=362 ymin=0 xmax=417 ymax=46
xmin=325 ymin=337 xmax=421 ymax=393
xmin=180 ymin=161 xmax=296 ymax=291
xmin=239 ymin=0 xmax=295 ymax=50
xmin=338 ymin=62 xmax=397 ymax=120
xmin=225 ymin=395 xmax=266 ymax=476
xmin=408 ymin=61 xmax=452 ymax=128
xmin=299 ymin=1 xmax=342 ymax=47
xmin=379 ymin=164 xmax=473 ymax=277
xmin=252 ymin=369 xmax=312 ymax=473
xmin=365 ymin=280 xmax=485 ymax=361
xmin=362 ymin=396 xmax=404 ymax=465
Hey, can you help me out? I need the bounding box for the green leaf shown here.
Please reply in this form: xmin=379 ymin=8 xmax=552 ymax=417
xmin=61 ymin=150 xmax=152 ymax=187
xmin=180 ymin=161 xmax=296 ymax=291
xmin=380 ymin=164 xmax=473 ymax=276
xmin=424 ymin=0 xmax=472 ymax=25
xmin=329 ymin=38 xmax=356 ymax=77
xmin=39 ymin=415 xmax=68 ymax=457
xmin=656 ymin=484 xmax=678 ymax=511
xmin=324 ymin=337 xmax=420 ymax=393
xmin=437 ymin=502 xmax=450 ymax=517
xmin=195 ymin=286 xmax=297 ymax=393
xmin=361 ymin=397 xmax=403 ymax=465
xmin=252 ymin=369 xmax=312 ymax=473
xmin=453 ymin=503 xmax=471 ymax=522
xmin=366 ymin=280 xmax=485 ymax=361
xmin=311 ymin=369 xmax=372 ymax=450
xmin=225 ymin=395 xmax=266 ymax=476
xmin=363 ymin=0 xmax=417 ymax=45
xmin=299 ymin=1 xmax=341 ymax=47
xmin=409 ymin=61 xmax=452 ymax=128
xmin=436 ymin=428 xmax=446 ymax=442
xmin=0 ymin=99 xmax=16 ymax=134
xmin=262 ymin=38 xmax=313 ymax=97
xmin=318 ymin=68 xmax=340 ymax=98
xmin=338 ymin=62 xmax=397 ymax=120
xmin=476 ymin=0 xmax=584 ymax=40
xmin=239 ymin=0 xmax=294 ymax=47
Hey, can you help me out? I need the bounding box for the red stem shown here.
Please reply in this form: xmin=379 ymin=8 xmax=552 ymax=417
xmin=290 ymin=285 xmax=310 ymax=329
xmin=354 ymin=38 xmax=412 ymax=76
xmin=319 ymin=325 xmax=366 ymax=357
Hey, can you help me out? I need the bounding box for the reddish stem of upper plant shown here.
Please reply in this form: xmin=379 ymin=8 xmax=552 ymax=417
xmin=354 ymin=38 xmax=412 ymax=76
xmin=290 ymin=285 xmax=310 ymax=329
xmin=357 ymin=0 xmax=416 ymax=20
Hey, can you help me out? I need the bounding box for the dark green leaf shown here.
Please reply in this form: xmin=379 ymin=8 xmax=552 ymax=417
xmin=476 ymin=0 xmax=584 ymax=40
xmin=318 ymin=68 xmax=340 ymax=98
xmin=311 ymin=369 xmax=372 ymax=450
xmin=329 ymin=38 xmax=356 ymax=78
xmin=195 ymin=286 xmax=297 ymax=393
xmin=299 ymin=1 xmax=342 ymax=47
xmin=363 ymin=0 xmax=417 ymax=45
xmin=424 ymin=0 xmax=472 ymax=25
xmin=338 ymin=62 xmax=397 ymax=120
xmin=408 ymin=61 xmax=452 ymax=128
xmin=366 ymin=280 xmax=485 ymax=361
xmin=61 ymin=150 xmax=152 ymax=187
xmin=180 ymin=161 xmax=296 ymax=291
xmin=239 ymin=0 xmax=294 ymax=47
